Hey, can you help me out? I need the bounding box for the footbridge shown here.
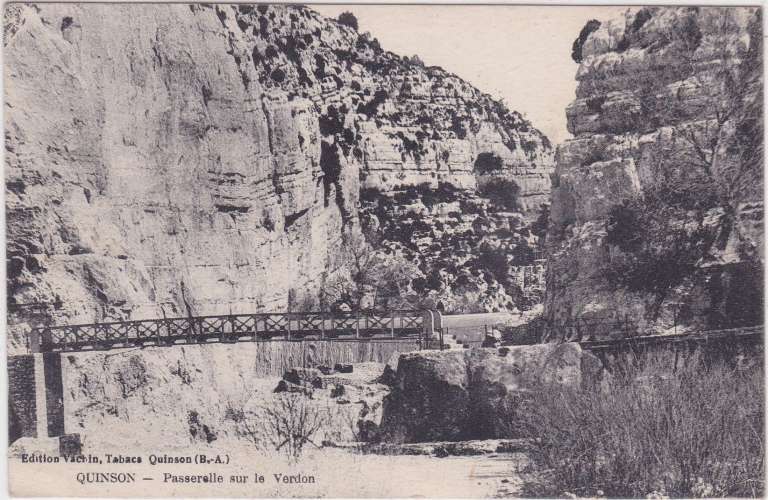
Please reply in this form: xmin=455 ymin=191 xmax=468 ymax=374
xmin=29 ymin=309 xmax=441 ymax=353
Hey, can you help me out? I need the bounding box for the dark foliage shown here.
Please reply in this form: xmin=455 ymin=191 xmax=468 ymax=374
xmin=586 ymin=96 xmax=606 ymax=113
xmin=270 ymin=68 xmax=286 ymax=83
xmin=476 ymin=243 xmax=510 ymax=287
xmin=572 ymin=19 xmax=601 ymax=63
xmin=617 ymin=8 xmax=653 ymax=53
xmin=450 ymin=114 xmax=468 ymax=140
xmin=473 ymin=152 xmax=504 ymax=175
xmin=319 ymin=105 xmax=345 ymax=136
xmin=337 ymin=11 xmax=358 ymax=31
xmin=530 ymin=204 xmax=550 ymax=240
xmin=478 ymin=179 xmax=520 ymax=211
xmin=319 ymin=141 xmax=342 ymax=204
xmin=357 ymin=89 xmax=388 ymax=118
xmin=603 ymin=184 xmax=719 ymax=313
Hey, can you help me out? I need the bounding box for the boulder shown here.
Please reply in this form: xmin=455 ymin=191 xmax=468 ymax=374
xmin=273 ymin=380 xmax=313 ymax=395
xmin=379 ymin=350 xmax=471 ymax=443
xmin=282 ymin=368 xmax=323 ymax=388
xmin=379 ymin=351 xmax=402 ymax=386
xmin=334 ymin=363 xmax=353 ymax=373
xmin=378 ymin=344 xmax=604 ymax=443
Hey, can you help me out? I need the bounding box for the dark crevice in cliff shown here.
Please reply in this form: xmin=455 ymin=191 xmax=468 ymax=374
xmin=284 ymin=207 xmax=310 ymax=230
xmin=214 ymin=203 xmax=249 ymax=214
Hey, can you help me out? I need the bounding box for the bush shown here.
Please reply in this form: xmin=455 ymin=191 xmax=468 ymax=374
xmin=270 ymin=68 xmax=286 ymax=83
xmin=572 ymin=19 xmax=601 ymax=63
xmin=261 ymin=394 xmax=327 ymax=462
xmin=478 ymin=178 xmax=520 ymax=211
xmin=473 ymin=152 xmax=504 ymax=174
xmin=602 ymin=188 xmax=718 ymax=319
xmin=358 ymin=89 xmax=388 ymax=118
xmin=337 ymin=11 xmax=358 ymax=31
xmin=520 ymin=354 xmax=764 ymax=498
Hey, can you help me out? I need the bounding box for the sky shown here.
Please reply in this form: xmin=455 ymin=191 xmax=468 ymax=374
xmin=314 ymin=5 xmax=627 ymax=146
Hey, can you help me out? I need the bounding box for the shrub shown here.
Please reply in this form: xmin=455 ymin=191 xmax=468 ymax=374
xmin=260 ymin=394 xmax=327 ymax=462
xmin=476 ymin=243 xmax=510 ymax=287
xmin=450 ymin=115 xmax=468 ymax=139
xmin=478 ymin=178 xmax=520 ymax=211
xmin=473 ymin=152 xmax=504 ymax=174
xmin=337 ymin=11 xmax=358 ymax=31
xmin=270 ymin=68 xmax=286 ymax=83
xmin=319 ymin=106 xmax=345 ymax=136
xmin=530 ymin=204 xmax=549 ymax=240
xmin=603 ymin=184 xmax=719 ymax=315
xmin=572 ymin=19 xmax=601 ymax=63
xmin=520 ymin=354 xmax=764 ymax=498
xmin=358 ymin=89 xmax=388 ymax=118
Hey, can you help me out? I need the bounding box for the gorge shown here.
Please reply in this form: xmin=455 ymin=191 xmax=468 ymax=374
xmin=5 ymin=7 xmax=764 ymax=496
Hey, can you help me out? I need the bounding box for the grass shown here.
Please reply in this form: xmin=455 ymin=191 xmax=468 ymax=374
xmin=519 ymin=351 xmax=764 ymax=498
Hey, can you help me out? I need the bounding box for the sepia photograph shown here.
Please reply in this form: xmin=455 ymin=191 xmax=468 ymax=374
xmin=4 ymin=2 xmax=764 ymax=497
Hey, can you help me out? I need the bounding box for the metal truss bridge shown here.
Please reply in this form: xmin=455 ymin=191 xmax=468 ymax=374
xmin=30 ymin=310 xmax=432 ymax=353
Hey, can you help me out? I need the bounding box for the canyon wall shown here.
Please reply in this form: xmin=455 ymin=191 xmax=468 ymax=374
xmin=545 ymin=7 xmax=763 ymax=338
xmin=5 ymin=4 xmax=552 ymax=354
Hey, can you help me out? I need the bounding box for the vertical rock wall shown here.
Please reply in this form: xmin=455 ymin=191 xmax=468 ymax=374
xmin=5 ymin=4 xmax=553 ymax=353
xmin=545 ymin=7 xmax=763 ymax=338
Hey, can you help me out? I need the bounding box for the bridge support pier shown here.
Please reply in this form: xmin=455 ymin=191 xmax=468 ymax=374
xmin=9 ymin=352 xmax=77 ymax=454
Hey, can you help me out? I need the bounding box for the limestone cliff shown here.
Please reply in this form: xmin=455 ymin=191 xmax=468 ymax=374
xmin=5 ymin=4 xmax=553 ymax=353
xmin=545 ymin=7 xmax=763 ymax=339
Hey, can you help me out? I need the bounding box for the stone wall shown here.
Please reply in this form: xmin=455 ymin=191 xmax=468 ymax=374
xmin=8 ymin=356 xmax=37 ymax=442
xmin=8 ymin=353 xmax=66 ymax=444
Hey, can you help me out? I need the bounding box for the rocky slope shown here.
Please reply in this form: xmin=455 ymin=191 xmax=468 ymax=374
xmin=54 ymin=343 xmax=598 ymax=450
xmin=59 ymin=344 xmax=394 ymax=451
xmin=545 ymin=7 xmax=763 ymax=339
xmin=5 ymin=4 xmax=552 ymax=353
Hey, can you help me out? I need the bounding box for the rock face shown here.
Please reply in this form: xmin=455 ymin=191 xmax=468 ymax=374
xmin=378 ymin=344 xmax=603 ymax=443
xmin=5 ymin=4 xmax=552 ymax=353
xmin=545 ymin=7 xmax=763 ymax=338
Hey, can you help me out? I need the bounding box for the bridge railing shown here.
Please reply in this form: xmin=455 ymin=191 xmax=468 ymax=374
xmin=503 ymin=315 xmax=764 ymax=346
xmin=30 ymin=309 xmax=431 ymax=353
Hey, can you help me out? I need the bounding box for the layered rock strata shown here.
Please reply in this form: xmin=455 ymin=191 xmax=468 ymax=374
xmin=5 ymin=4 xmax=552 ymax=353
xmin=545 ymin=7 xmax=763 ymax=338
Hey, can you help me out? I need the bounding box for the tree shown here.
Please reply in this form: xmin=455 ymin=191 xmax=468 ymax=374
xmin=320 ymin=232 xmax=422 ymax=311
xmin=260 ymin=394 xmax=327 ymax=462
xmin=337 ymin=12 xmax=358 ymax=31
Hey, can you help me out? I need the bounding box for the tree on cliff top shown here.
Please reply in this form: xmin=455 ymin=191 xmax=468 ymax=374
xmin=337 ymin=12 xmax=359 ymax=31
xmin=571 ymin=19 xmax=601 ymax=63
